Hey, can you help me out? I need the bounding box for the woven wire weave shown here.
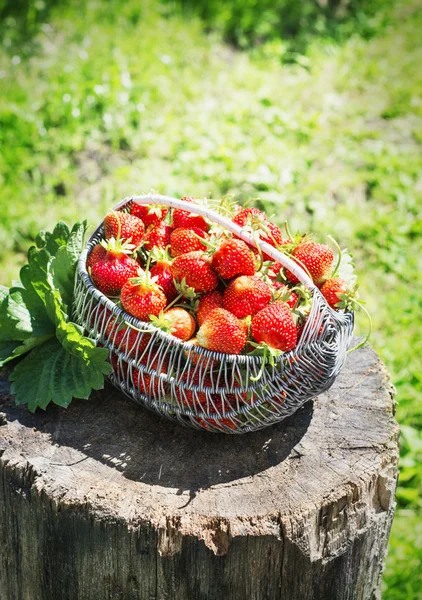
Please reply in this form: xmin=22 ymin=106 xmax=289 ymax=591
xmin=72 ymin=195 xmax=354 ymax=433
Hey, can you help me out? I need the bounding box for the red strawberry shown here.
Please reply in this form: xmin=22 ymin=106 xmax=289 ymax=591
xmin=130 ymin=202 xmax=168 ymax=227
xmin=90 ymin=239 xmax=139 ymax=296
xmin=144 ymin=223 xmax=172 ymax=252
xmin=183 ymin=337 xmax=220 ymax=369
xmin=112 ymin=325 xmax=151 ymax=358
xmin=320 ymin=278 xmax=354 ymax=309
xmin=121 ymin=271 xmax=167 ymax=321
xmin=133 ymin=355 xmax=169 ymax=398
xmin=286 ymin=242 xmax=334 ymax=285
xmin=251 ymin=302 xmax=297 ymax=351
xmin=170 ymin=226 xmax=208 ymax=257
xmin=196 ymin=290 xmax=224 ymax=326
xmin=171 ymin=251 xmax=218 ymax=293
xmin=175 ymin=371 xmax=212 ymax=407
xmin=223 ymin=275 xmax=272 ymax=318
xmin=150 ymin=308 xmax=196 ymax=341
xmin=150 ymin=259 xmax=177 ymax=301
xmin=86 ymin=243 xmax=107 ymax=270
xmin=233 ymin=207 xmax=266 ymax=228
xmin=172 ymin=197 xmax=209 ymax=231
xmin=211 ymin=238 xmax=256 ymax=279
xmin=104 ymin=210 xmax=145 ymax=247
xmin=232 ymin=207 xmax=283 ymax=259
xmin=272 ymin=283 xmax=299 ymax=309
xmin=196 ymin=308 xmax=247 ymax=354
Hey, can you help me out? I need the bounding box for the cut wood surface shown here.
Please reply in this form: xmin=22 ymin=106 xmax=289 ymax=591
xmin=0 ymin=343 xmax=399 ymax=600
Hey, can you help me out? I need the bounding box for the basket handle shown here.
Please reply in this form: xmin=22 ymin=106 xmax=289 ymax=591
xmin=128 ymin=194 xmax=317 ymax=292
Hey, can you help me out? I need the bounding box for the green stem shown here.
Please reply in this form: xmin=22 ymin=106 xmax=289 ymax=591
xmin=327 ymin=235 xmax=342 ymax=278
xmin=164 ymin=293 xmax=184 ymax=311
xmin=347 ymin=301 xmax=372 ymax=353
xmin=250 ymin=345 xmax=267 ymax=382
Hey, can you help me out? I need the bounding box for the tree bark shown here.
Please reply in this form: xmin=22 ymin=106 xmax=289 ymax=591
xmin=0 ymin=344 xmax=399 ymax=600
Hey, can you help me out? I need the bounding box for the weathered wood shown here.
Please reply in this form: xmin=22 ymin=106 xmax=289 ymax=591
xmin=0 ymin=344 xmax=399 ymax=600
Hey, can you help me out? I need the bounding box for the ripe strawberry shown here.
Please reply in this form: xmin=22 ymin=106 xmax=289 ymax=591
xmin=171 ymin=251 xmax=218 ymax=293
xmin=175 ymin=371 xmax=212 ymax=407
xmin=121 ymin=271 xmax=167 ymax=321
xmin=183 ymin=337 xmax=220 ymax=369
xmin=150 ymin=308 xmax=196 ymax=341
xmin=211 ymin=238 xmax=256 ymax=279
xmin=150 ymin=261 xmax=177 ymax=301
xmin=172 ymin=197 xmax=210 ymax=231
xmin=286 ymin=242 xmax=334 ymax=285
xmin=196 ymin=290 xmax=224 ymax=326
xmin=133 ymin=355 xmax=169 ymax=398
xmin=233 ymin=207 xmax=266 ymax=228
xmin=112 ymin=325 xmax=151 ymax=358
xmin=232 ymin=207 xmax=283 ymax=259
xmin=251 ymin=302 xmax=297 ymax=351
xmin=196 ymin=308 xmax=247 ymax=354
xmin=320 ymin=278 xmax=354 ymax=309
xmin=104 ymin=210 xmax=145 ymax=247
xmin=272 ymin=283 xmax=299 ymax=308
xmin=90 ymin=239 xmax=139 ymax=296
xmin=170 ymin=226 xmax=208 ymax=257
xmin=86 ymin=243 xmax=107 ymax=270
xmin=130 ymin=202 xmax=168 ymax=227
xmin=223 ymin=275 xmax=272 ymax=318
xmin=144 ymin=222 xmax=172 ymax=252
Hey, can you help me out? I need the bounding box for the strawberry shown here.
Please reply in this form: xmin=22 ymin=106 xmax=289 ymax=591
xmin=211 ymin=238 xmax=256 ymax=279
xmin=233 ymin=207 xmax=283 ymax=259
xmin=170 ymin=226 xmax=208 ymax=257
xmin=251 ymin=302 xmax=297 ymax=351
xmin=320 ymin=278 xmax=354 ymax=309
xmin=149 ymin=264 xmax=177 ymax=301
xmin=286 ymin=241 xmax=334 ymax=285
xmin=196 ymin=290 xmax=224 ymax=326
xmin=196 ymin=308 xmax=247 ymax=354
xmin=150 ymin=308 xmax=196 ymax=341
xmin=86 ymin=243 xmax=107 ymax=270
xmin=90 ymin=239 xmax=139 ymax=296
xmin=183 ymin=337 xmax=220 ymax=369
xmin=121 ymin=271 xmax=167 ymax=321
xmin=130 ymin=202 xmax=168 ymax=227
xmin=104 ymin=210 xmax=145 ymax=247
xmin=272 ymin=283 xmax=299 ymax=309
xmin=143 ymin=223 xmax=172 ymax=252
xmin=172 ymin=197 xmax=210 ymax=231
xmin=133 ymin=355 xmax=169 ymax=398
xmin=223 ymin=275 xmax=272 ymax=318
xmin=112 ymin=325 xmax=151 ymax=358
xmin=175 ymin=371 xmax=212 ymax=407
xmin=171 ymin=251 xmax=218 ymax=293
xmin=233 ymin=207 xmax=266 ymax=228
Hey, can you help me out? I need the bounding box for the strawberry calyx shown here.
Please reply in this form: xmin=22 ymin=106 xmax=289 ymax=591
xmin=148 ymin=311 xmax=177 ymax=334
xmin=247 ymin=341 xmax=283 ymax=382
xmin=99 ymin=236 xmax=136 ymax=256
xmin=127 ymin=269 xmax=160 ymax=290
xmin=149 ymin=246 xmax=172 ymax=266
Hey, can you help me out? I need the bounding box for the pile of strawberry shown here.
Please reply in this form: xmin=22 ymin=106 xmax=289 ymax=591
xmin=87 ymin=197 xmax=359 ymax=366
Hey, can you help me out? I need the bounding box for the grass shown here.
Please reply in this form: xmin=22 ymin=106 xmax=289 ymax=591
xmin=0 ymin=0 xmax=421 ymax=595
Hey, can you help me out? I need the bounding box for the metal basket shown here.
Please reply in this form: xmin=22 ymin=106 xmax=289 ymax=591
xmin=72 ymin=194 xmax=354 ymax=433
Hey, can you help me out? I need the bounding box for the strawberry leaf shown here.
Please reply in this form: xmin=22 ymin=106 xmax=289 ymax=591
xmin=0 ymin=334 xmax=54 ymax=367
xmin=35 ymin=221 xmax=71 ymax=254
xmin=9 ymin=337 xmax=112 ymax=412
xmin=337 ymin=249 xmax=357 ymax=286
xmin=51 ymin=221 xmax=87 ymax=309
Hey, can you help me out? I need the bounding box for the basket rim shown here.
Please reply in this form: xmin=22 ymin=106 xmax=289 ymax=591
xmin=76 ymin=196 xmax=353 ymax=366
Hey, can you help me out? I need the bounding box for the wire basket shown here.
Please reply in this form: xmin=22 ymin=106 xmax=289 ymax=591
xmin=72 ymin=194 xmax=354 ymax=433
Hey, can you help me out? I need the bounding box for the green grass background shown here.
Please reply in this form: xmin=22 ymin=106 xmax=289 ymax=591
xmin=1 ymin=0 xmax=421 ymax=595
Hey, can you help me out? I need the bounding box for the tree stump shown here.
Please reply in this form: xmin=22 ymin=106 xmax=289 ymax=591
xmin=0 ymin=344 xmax=399 ymax=600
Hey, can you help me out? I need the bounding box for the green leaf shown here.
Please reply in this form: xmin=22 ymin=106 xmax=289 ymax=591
xmin=337 ymin=249 xmax=357 ymax=286
xmin=9 ymin=338 xmax=112 ymax=412
xmin=0 ymin=334 xmax=54 ymax=367
xmin=51 ymin=221 xmax=87 ymax=308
